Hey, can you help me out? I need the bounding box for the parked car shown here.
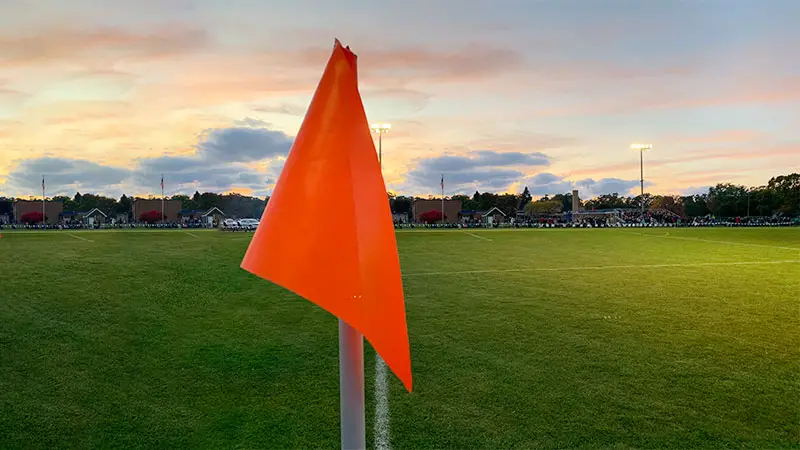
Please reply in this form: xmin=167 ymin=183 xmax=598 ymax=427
xmin=237 ymin=218 xmax=260 ymax=230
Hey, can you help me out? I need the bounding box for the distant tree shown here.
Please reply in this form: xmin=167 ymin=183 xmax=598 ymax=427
xmin=115 ymin=195 xmax=133 ymax=218
xmin=767 ymin=173 xmax=799 ymax=214
xmin=682 ymin=194 xmax=710 ymax=217
xmin=20 ymin=211 xmax=44 ymax=224
xmin=476 ymin=192 xmax=498 ymax=211
xmin=198 ymin=192 xmax=222 ymax=211
xmin=650 ymin=195 xmax=684 ymax=216
xmin=497 ymin=193 xmax=520 ymax=216
xmin=52 ymin=195 xmax=72 ymax=209
xmin=524 ymin=199 xmax=562 ymax=215
xmin=139 ymin=210 xmax=163 ymax=223
xmin=172 ymin=194 xmax=199 ymax=210
xmin=707 ymin=183 xmax=748 ymax=217
xmin=391 ymin=196 xmax=413 ymax=216
xmin=452 ymin=194 xmax=477 ymax=211
xmin=584 ymin=193 xmax=628 ymax=210
xmin=519 ymin=187 xmax=532 ymax=209
xmin=419 ymin=210 xmax=443 ymax=223
xmin=552 ymin=193 xmax=573 ymax=212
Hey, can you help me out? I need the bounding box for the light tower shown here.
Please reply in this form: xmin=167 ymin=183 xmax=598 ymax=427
xmin=631 ymin=143 xmax=652 ymax=216
xmin=370 ymin=123 xmax=391 ymax=167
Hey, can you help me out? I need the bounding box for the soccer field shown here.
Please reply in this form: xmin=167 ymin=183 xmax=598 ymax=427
xmin=1 ymin=228 xmax=798 ymax=449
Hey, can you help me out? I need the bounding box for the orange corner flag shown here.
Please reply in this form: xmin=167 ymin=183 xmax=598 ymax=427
xmin=241 ymin=40 xmax=412 ymax=391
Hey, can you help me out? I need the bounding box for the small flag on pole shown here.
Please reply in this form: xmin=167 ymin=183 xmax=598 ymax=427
xmin=42 ymin=176 xmax=45 ymax=192
xmin=241 ymin=40 xmax=411 ymax=387
xmin=160 ymin=174 xmax=164 ymax=192
xmin=441 ymin=174 xmax=444 ymax=191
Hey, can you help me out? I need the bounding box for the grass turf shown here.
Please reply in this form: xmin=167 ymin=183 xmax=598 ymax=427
xmin=0 ymin=228 xmax=798 ymax=449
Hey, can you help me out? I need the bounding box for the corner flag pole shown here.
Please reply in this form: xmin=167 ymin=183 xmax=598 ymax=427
xmin=339 ymin=320 xmax=365 ymax=449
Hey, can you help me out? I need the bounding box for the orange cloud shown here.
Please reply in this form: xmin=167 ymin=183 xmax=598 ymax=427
xmin=567 ymin=144 xmax=800 ymax=178
xmin=0 ymin=27 xmax=210 ymax=68
xmin=277 ymin=43 xmax=524 ymax=84
xmin=530 ymin=75 xmax=800 ymax=118
xmin=664 ymin=130 xmax=766 ymax=144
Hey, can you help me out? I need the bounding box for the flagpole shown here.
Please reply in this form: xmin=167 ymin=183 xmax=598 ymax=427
xmin=161 ymin=174 xmax=165 ymax=224
xmin=441 ymin=174 xmax=445 ymax=225
xmin=339 ymin=320 xmax=365 ymax=450
xmin=41 ymin=176 xmax=45 ymax=227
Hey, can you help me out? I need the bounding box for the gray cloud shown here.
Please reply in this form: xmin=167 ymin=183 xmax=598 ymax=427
xmin=6 ymin=157 xmax=130 ymax=196
xmin=5 ymin=120 xmax=291 ymax=198
xmin=521 ymin=173 xmax=642 ymax=198
xmin=252 ymin=103 xmax=306 ymax=116
xmin=401 ymin=150 xmax=550 ymax=193
xmin=680 ymin=186 xmax=711 ymax=196
xmin=195 ymin=122 xmax=293 ymax=162
xmin=418 ymin=151 xmax=549 ymax=173
xmin=522 ymin=173 xmax=576 ymax=196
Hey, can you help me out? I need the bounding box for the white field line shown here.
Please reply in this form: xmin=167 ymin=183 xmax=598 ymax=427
xmin=634 ymin=232 xmax=800 ymax=252
xmin=402 ymin=259 xmax=800 ymax=277
xmin=464 ymin=231 xmax=492 ymax=241
xmin=67 ymin=233 xmax=94 ymax=242
xmin=185 ymin=232 xmax=200 ymax=238
xmin=374 ymin=355 xmax=391 ymax=450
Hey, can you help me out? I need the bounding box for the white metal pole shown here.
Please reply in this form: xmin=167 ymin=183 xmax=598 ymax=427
xmin=339 ymin=319 xmax=365 ymax=450
xmin=640 ymin=149 xmax=644 ymax=217
xmin=441 ymin=175 xmax=445 ymax=225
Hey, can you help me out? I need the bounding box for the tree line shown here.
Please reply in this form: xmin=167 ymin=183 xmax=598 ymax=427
xmin=391 ymin=173 xmax=798 ymax=218
xmin=0 ymin=191 xmax=268 ymax=220
xmin=2 ymin=173 xmax=797 ymax=220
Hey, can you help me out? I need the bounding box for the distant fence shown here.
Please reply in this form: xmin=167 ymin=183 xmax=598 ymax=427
xmin=395 ymin=220 xmax=799 ymax=230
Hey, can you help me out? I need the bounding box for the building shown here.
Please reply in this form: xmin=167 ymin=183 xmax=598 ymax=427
xmin=132 ymin=199 xmax=182 ymax=223
xmin=459 ymin=207 xmax=507 ymax=224
xmin=13 ymin=200 xmax=63 ymax=225
xmin=60 ymin=211 xmax=87 ymax=225
xmin=203 ymin=207 xmax=226 ymax=226
xmin=178 ymin=207 xmax=226 ymax=225
xmin=178 ymin=209 xmax=205 ymax=222
xmin=483 ymin=206 xmax=507 ymax=224
xmin=412 ymin=199 xmax=462 ymax=224
xmin=84 ymin=208 xmax=108 ymax=226
xmin=572 ymin=190 xmax=582 ymax=212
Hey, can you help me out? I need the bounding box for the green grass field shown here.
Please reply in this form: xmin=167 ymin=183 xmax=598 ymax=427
xmin=1 ymin=228 xmax=798 ymax=449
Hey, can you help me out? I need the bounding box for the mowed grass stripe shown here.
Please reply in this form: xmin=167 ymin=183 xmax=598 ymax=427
xmin=402 ymin=259 xmax=800 ymax=276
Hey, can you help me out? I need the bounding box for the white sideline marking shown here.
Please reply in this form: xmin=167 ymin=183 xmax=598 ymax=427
xmin=67 ymin=233 xmax=93 ymax=242
xmin=635 ymin=232 xmax=800 ymax=252
xmin=464 ymin=231 xmax=492 ymax=241
xmin=402 ymin=259 xmax=800 ymax=277
xmin=375 ymin=355 xmax=391 ymax=450
xmin=185 ymin=232 xmax=200 ymax=238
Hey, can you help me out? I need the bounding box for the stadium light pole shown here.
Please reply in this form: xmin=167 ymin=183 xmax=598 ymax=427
xmin=631 ymin=144 xmax=652 ymax=216
xmin=370 ymin=123 xmax=391 ymax=168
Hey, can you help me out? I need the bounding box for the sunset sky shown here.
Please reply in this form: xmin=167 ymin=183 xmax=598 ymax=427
xmin=1 ymin=0 xmax=798 ymax=200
